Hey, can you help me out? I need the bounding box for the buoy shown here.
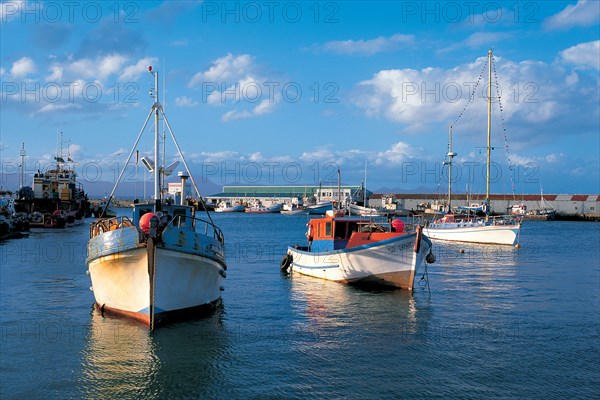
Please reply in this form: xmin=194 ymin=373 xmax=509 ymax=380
xmin=426 ymin=252 xmax=436 ymax=264
xmin=459 ymin=249 xmax=465 ymax=254
xmin=515 ymin=243 xmax=521 ymax=249
xmin=391 ymin=218 xmax=405 ymax=232
xmin=139 ymin=212 xmax=157 ymax=234
xmin=280 ymin=253 xmax=293 ymax=272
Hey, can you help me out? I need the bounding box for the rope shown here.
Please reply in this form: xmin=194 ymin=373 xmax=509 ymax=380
xmin=492 ymin=55 xmax=517 ymax=201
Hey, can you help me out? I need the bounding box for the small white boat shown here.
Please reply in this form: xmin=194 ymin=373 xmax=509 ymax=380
xmin=281 ymin=203 xmax=308 ymax=215
xmin=347 ymin=203 xmax=384 ymax=217
xmin=306 ymin=200 xmax=333 ymax=214
xmin=214 ymin=201 xmax=244 ymax=213
xmin=282 ymin=211 xmax=434 ymax=290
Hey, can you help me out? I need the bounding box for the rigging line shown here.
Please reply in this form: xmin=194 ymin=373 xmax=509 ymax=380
xmin=452 ymin=57 xmax=488 ymax=128
xmin=492 ymin=55 xmax=517 ymax=200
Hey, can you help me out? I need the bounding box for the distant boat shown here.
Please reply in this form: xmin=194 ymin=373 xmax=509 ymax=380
xmin=14 ymin=140 xmax=89 ymax=229
xmin=86 ymin=67 xmax=227 ymax=329
xmin=245 ymin=200 xmax=282 ymax=213
xmin=306 ymin=200 xmax=333 ymax=214
xmin=347 ymin=203 xmax=384 ymax=217
xmin=281 ymin=202 xmax=308 ymax=215
xmin=425 ymin=50 xmax=522 ymax=246
xmin=215 ymin=200 xmax=245 ymax=213
xmin=282 ymin=210 xmax=434 ymax=290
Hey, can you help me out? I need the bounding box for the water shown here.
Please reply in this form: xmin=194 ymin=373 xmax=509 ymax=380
xmin=1 ymin=212 xmax=599 ymax=399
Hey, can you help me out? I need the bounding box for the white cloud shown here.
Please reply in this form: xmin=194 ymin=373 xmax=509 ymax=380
xmin=10 ymin=57 xmax=36 ymax=78
xmin=321 ymin=33 xmax=414 ymax=56
xmin=119 ymin=57 xmax=158 ymax=81
xmin=351 ymin=52 xmax=598 ymax=142
xmin=175 ymin=96 xmax=199 ymax=108
xmin=189 ymin=53 xmax=254 ymax=87
xmin=221 ymin=98 xmax=278 ymax=122
xmin=544 ymin=0 xmax=600 ymax=30
xmin=545 ymin=153 xmax=564 ymax=163
xmin=33 ymin=103 xmax=82 ymax=115
xmin=374 ymin=142 xmax=419 ymax=165
xmin=560 ymin=40 xmax=600 ymax=70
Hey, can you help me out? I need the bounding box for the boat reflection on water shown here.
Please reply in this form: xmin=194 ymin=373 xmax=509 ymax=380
xmin=78 ymin=305 xmax=227 ymax=399
xmin=287 ymin=274 xmax=427 ymax=350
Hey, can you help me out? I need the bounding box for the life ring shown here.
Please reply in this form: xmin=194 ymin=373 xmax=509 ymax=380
xmin=413 ymin=225 xmax=422 ymax=253
xmin=280 ymin=253 xmax=293 ymax=272
xmin=43 ymin=191 xmax=50 ymax=199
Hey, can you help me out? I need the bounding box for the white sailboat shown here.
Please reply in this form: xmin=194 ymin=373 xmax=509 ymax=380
xmin=86 ymin=66 xmax=227 ymax=329
xmin=425 ymin=50 xmax=522 ymax=246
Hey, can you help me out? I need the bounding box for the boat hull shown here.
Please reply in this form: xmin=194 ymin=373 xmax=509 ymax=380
xmin=425 ymin=223 xmax=520 ymax=245
xmin=287 ymin=234 xmax=429 ymax=290
xmin=86 ymin=226 xmax=226 ymax=327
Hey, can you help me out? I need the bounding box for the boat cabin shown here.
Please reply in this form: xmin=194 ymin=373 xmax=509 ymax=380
xmin=307 ymin=211 xmax=405 ymax=252
xmin=132 ymin=202 xmax=195 ymax=232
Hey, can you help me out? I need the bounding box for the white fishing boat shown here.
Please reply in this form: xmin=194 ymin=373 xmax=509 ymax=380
xmin=347 ymin=203 xmax=384 ymax=217
xmin=214 ymin=200 xmax=244 ymax=213
xmin=86 ymin=66 xmax=227 ymax=329
xmin=306 ymin=200 xmax=333 ymax=214
xmin=425 ymin=50 xmax=522 ymax=246
xmin=282 ymin=210 xmax=434 ymax=290
xmin=281 ymin=202 xmax=308 ymax=215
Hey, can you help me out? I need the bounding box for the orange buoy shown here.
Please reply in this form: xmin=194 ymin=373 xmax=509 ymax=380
xmin=139 ymin=212 xmax=157 ymax=234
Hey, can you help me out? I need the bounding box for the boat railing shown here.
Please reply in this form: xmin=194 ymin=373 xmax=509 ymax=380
xmin=89 ymin=216 xmax=135 ymax=238
xmin=166 ymin=214 xmax=225 ymax=245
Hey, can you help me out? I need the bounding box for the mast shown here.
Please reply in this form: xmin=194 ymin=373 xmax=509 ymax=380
xmin=337 ymin=168 xmax=341 ymax=210
xmin=364 ymin=160 xmax=368 ymax=206
xmin=485 ymin=48 xmax=492 ymax=212
xmin=19 ymin=143 xmax=26 ymax=189
xmin=150 ymin=66 xmax=161 ymax=211
xmin=446 ymin=125 xmax=457 ymax=212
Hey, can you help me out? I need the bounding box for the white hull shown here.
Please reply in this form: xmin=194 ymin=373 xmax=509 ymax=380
xmin=215 ymin=204 xmax=244 ymax=212
xmin=287 ymin=234 xmax=430 ymax=290
xmin=425 ymin=222 xmax=520 ymax=245
xmin=307 ymin=202 xmax=333 ymax=214
xmin=86 ymin=225 xmax=225 ymax=326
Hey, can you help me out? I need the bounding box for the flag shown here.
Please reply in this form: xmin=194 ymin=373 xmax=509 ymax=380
xmin=54 ymin=156 xmax=65 ymax=163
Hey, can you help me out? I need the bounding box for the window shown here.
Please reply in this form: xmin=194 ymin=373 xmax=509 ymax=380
xmin=325 ymin=222 xmax=332 ymax=236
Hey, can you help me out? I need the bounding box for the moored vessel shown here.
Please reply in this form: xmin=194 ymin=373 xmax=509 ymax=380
xmin=85 ymin=67 xmax=227 ymax=329
xmin=282 ymin=211 xmax=434 ymax=290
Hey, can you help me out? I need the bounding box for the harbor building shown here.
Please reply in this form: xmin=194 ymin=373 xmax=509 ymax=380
xmin=206 ymin=185 xmax=369 ymax=207
xmin=368 ymin=193 xmax=600 ymax=220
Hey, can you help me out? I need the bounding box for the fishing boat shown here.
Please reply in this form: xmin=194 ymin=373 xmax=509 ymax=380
xmin=214 ymin=200 xmax=245 ymax=213
xmin=425 ymin=50 xmax=522 ymax=246
xmin=526 ymin=189 xmax=556 ymax=220
xmin=14 ymin=140 xmax=89 ymax=228
xmin=306 ymin=200 xmax=333 ymax=214
xmin=281 ymin=202 xmax=308 ymax=215
xmin=245 ymin=201 xmax=282 ymax=213
xmin=347 ymin=203 xmax=384 ymax=217
xmin=282 ymin=210 xmax=434 ymax=290
xmin=86 ymin=66 xmax=227 ymax=329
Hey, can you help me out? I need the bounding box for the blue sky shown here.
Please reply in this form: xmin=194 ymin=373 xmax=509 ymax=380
xmin=1 ymin=0 xmax=599 ymax=196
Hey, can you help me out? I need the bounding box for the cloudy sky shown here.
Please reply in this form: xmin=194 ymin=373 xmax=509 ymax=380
xmin=1 ymin=0 xmax=598 ymax=196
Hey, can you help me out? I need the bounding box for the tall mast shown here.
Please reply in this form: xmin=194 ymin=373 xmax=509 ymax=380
xmin=485 ymin=48 xmax=492 ymax=211
xmin=19 ymin=143 xmax=26 ymax=189
xmin=150 ymin=66 xmax=161 ymax=211
xmin=364 ymin=160 xmax=368 ymax=206
xmin=446 ymin=125 xmax=457 ymax=212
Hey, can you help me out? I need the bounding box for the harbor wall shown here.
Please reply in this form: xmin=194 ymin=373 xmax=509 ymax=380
xmin=369 ymin=193 xmax=600 ymax=219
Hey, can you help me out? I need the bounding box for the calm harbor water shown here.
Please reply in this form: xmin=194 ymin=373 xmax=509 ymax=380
xmin=1 ymin=212 xmax=598 ymax=399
